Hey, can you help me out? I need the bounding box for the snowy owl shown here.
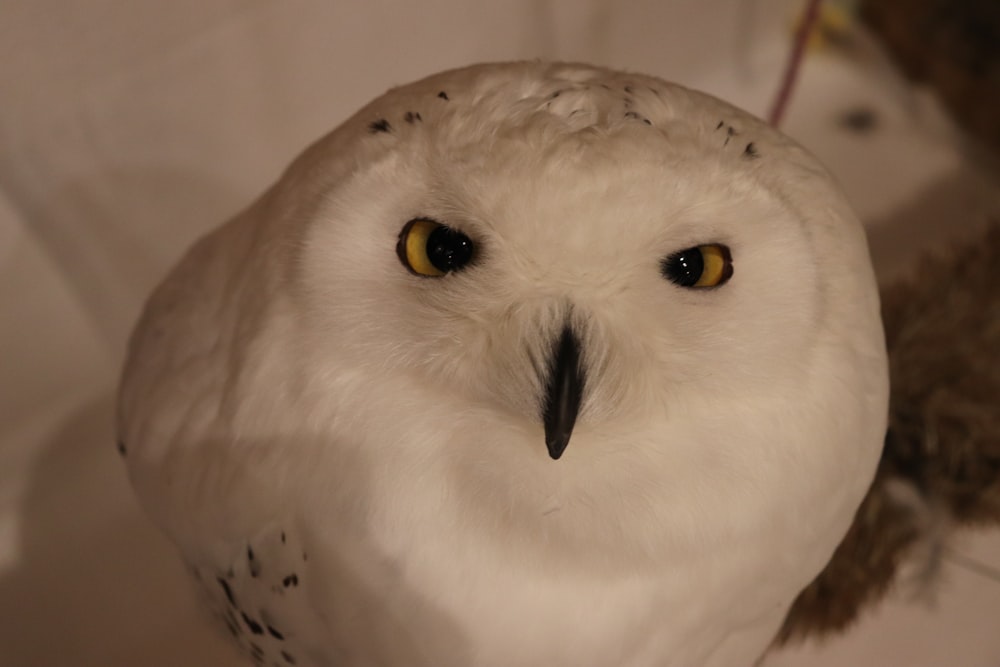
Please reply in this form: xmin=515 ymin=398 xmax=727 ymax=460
xmin=118 ymin=62 xmax=888 ymax=667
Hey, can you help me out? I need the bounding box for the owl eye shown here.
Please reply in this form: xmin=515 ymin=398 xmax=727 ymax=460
xmin=660 ymin=243 xmax=733 ymax=288
xmin=396 ymin=219 xmax=474 ymax=277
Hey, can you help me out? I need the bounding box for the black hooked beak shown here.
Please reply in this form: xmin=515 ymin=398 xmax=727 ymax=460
xmin=541 ymin=326 xmax=585 ymax=460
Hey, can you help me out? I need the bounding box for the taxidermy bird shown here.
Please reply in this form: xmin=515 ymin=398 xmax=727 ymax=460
xmin=118 ymin=62 xmax=890 ymax=667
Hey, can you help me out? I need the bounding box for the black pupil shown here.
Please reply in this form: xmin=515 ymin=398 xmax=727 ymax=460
xmin=426 ymin=225 xmax=473 ymax=272
xmin=661 ymin=248 xmax=703 ymax=287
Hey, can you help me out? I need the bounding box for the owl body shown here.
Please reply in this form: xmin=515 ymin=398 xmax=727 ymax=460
xmin=120 ymin=62 xmax=888 ymax=667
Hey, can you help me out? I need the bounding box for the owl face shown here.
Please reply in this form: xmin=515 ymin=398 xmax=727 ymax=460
xmin=294 ymin=67 xmax=855 ymax=467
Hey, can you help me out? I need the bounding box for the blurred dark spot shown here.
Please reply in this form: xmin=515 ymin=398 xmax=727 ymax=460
xmin=839 ymin=107 xmax=879 ymax=133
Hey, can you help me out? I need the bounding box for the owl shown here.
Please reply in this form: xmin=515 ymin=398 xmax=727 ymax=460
xmin=118 ymin=61 xmax=889 ymax=667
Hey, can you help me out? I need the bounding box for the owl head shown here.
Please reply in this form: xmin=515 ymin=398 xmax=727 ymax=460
xmin=253 ymin=62 xmax=884 ymax=469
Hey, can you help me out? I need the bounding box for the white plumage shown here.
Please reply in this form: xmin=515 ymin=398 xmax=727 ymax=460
xmin=118 ymin=61 xmax=888 ymax=667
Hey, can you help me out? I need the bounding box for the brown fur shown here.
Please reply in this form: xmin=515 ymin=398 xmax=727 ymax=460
xmin=776 ymin=222 xmax=1000 ymax=643
xmin=860 ymin=0 xmax=1000 ymax=157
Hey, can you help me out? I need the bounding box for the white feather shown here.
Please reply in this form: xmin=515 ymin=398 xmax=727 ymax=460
xmin=119 ymin=62 xmax=888 ymax=667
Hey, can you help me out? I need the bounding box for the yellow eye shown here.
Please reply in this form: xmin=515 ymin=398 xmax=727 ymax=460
xmin=660 ymin=243 xmax=733 ymax=288
xmin=396 ymin=219 xmax=475 ymax=277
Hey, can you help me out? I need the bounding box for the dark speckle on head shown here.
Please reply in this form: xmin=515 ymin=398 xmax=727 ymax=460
xmin=247 ymin=545 xmax=261 ymax=577
xmin=716 ymin=120 xmax=725 ymax=130
xmin=282 ymin=573 xmax=299 ymax=588
xmin=368 ymin=118 xmax=392 ymax=134
xmin=624 ymin=85 xmax=633 ymax=94
xmin=267 ymin=625 xmax=285 ymax=640
xmin=116 ymin=440 xmax=126 ymax=457
xmin=724 ymin=125 xmax=737 ymax=146
xmin=743 ymin=142 xmax=760 ymax=159
xmin=549 ymin=90 xmax=561 ymax=99
xmin=403 ymin=111 xmax=422 ymax=124
xmin=242 ymin=611 xmax=264 ymax=635
xmin=624 ymin=111 xmax=652 ymax=126
xmin=437 ymin=91 xmax=449 ymax=100
xmin=280 ymin=531 xmax=286 ymax=544
xmin=217 ymin=576 xmax=237 ymax=607
xmin=281 ymin=650 xmax=297 ymax=665
xmin=250 ymin=643 xmax=265 ymax=658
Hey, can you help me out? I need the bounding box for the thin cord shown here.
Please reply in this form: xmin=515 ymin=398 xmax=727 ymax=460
xmin=768 ymin=0 xmax=825 ymax=127
xmin=943 ymin=546 xmax=1000 ymax=586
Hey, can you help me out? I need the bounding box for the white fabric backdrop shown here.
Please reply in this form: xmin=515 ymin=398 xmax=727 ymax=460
xmin=2 ymin=1 xmax=998 ymax=665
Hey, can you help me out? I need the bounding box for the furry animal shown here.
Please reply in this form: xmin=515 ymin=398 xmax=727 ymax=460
xmin=118 ymin=62 xmax=888 ymax=667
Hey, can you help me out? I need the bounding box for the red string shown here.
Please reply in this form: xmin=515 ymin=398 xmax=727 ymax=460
xmin=768 ymin=0 xmax=825 ymax=127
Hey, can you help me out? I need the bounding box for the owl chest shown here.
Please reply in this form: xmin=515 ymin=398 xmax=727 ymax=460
xmin=345 ymin=520 xmax=800 ymax=667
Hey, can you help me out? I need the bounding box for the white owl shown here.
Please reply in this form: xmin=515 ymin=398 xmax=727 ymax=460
xmin=118 ymin=62 xmax=888 ymax=667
